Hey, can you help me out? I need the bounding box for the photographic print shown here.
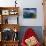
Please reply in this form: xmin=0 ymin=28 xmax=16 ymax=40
xmin=23 ymin=8 xmax=37 ymax=18
xmin=2 ymin=10 xmax=9 ymax=15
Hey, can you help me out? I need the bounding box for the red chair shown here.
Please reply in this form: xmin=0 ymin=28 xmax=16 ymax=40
xmin=21 ymin=28 xmax=41 ymax=46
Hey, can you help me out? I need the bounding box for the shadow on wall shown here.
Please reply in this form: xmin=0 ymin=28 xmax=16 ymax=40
xmin=18 ymin=26 xmax=43 ymax=44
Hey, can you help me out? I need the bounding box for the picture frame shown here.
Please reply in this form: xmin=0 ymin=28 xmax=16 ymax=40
xmin=2 ymin=10 xmax=9 ymax=15
xmin=23 ymin=8 xmax=37 ymax=18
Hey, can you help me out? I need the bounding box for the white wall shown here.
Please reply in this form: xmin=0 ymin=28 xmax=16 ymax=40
xmin=0 ymin=0 xmax=15 ymax=7
xmin=17 ymin=0 xmax=44 ymax=26
xmin=0 ymin=0 xmax=44 ymax=26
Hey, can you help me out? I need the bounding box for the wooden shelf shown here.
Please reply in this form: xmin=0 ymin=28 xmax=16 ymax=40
xmin=0 ymin=7 xmax=19 ymax=46
xmin=2 ymin=40 xmax=19 ymax=42
xmin=0 ymin=39 xmax=19 ymax=46
xmin=0 ymin=24 xmax=19 ymax=32
xmin=0 ymin=7 xmax=19 ymax=10
xmin=0 ymin=7 xmax=19 ymax=15
xmin=0 ymin=7 xmax=19 ymax=24
xmin=1 ymin=40 xmax=19 ymax=46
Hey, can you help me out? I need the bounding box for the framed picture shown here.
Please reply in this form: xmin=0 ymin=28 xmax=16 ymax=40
xmin=23 ymin=8 xmax=37 ymax=18
xmin=2 ymin=10 xmax=9 ymax=15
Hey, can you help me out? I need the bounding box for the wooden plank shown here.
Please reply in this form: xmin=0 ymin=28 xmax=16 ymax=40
xmin=0 ymin=24 xmax=19 ymax=32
